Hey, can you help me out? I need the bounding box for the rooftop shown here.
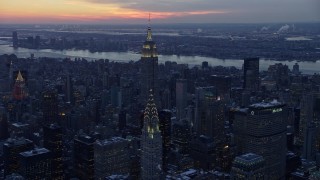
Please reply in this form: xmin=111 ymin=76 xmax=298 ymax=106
xmin=20 ymin=148 xmax=50 ymax=157
xmin=250 ymin=99 xmax=283 ymax=109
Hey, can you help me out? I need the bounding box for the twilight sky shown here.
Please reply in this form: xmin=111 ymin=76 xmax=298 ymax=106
xmin=0 ymin=0 xmax=319 ymax=24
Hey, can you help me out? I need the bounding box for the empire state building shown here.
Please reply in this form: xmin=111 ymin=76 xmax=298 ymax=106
xmin=140 ymin=21 xmax=159 ymax=105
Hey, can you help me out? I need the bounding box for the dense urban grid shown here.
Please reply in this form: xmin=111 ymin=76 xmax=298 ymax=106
xmin=0 ymin=23 xmax=320 ymax=180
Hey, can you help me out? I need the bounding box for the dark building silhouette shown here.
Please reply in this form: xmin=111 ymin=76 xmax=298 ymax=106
xmin=73 ymin=134 xmax=95 ymax=180
xmin=158 ymin=109 xmax=172 ymax=171
xmin=43 ymin=124 xmax=63 ymax=180
xmin=12 ymin=31 xmax=18 ymax=48
xmin=0 ymin=107 xmax=9 ymax=141
xmin=210 ymin=75 xmax=231 ymax=100
xmin=65 ymin=75 xmax=73 ymax=103
xmin=19 ymin=148 xmax=52 ymax=179
xmin=118 ymin=110 xmax=127 ymax=131
xmin=243 ymin=58 xmax=259 ymax=91
xmin=189 ymin=135 xmax=215 ymax=170
xmin=3 ymin=138 xmax=34 ymax=176
xmin=42 ymin=90 xmax=58 ymax=125
xmin=172 ymin=120 xmax=191 ymax=154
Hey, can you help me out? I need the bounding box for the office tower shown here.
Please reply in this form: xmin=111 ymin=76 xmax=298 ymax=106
xmin=12 ymin=31 xmax=18 ymax=48
xmin=297 ymin=93 xmax=314 ymax=147
xmin=0 ymin=107 xmax=9 ymax=140
xmin=111 ymin=85 xmax=121 ymax=107
xmin=234 ymin=101 xmax=287 ymax=179
xmin=158 ymin=110 xmax=171 ymax=171
xmin=140 ymin=21 xmax=159 ymax=105
xmin=19 ymin=148 xmax=52 ymax=179
xmin=210 ymin=75 xmax=231 ymax=100
xmin=243 ymin=58 xmax=260 ymax=91
xmin=3 ymin=138 xmax=33 ymax=176
xmin=42 ymin=90 xmax=58 ymax=125
xmin=303 ymin=124 xmax=317 ymax=161
xmin=293 ymin=63 xmax=300 ymax=75
xmin=74 ymin=134 xmax=95 ymax=180
xmin=34 ymin=35 xmax=40 ymax=49
xmin=94 ymin=137 xmax=130 ymax=179
xmin=194 ymin=87 xmax=225 ymax=143
xmin=189 ymin=135 xmax=216 ymax=170
xmin=118 ymin=110 xmax=127 ymax=131
xmin=202 ymin=61 xmax=209 ymax=69
xmin=176 ymin=79 xmax=188 ymax=120
xmin=12 ymin=71 xmax=28 ymax=101
xmin=141 ymin=91 xmax=162 ymax=180
xmin=231 ymin=153 xmax=265 ymax=180
xmin=65 ymin=74 xmax=73 ymax=103
xmin=43 ymin=124 xmax=63 ymax=180
xmin=172 ymin=120 xmax=191 ymax=154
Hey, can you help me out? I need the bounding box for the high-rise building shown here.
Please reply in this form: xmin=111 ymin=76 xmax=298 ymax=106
xmin=158 ymin=109 xmax=171 ymax=171
xmin=94 ymin=137 xmax=130 ymax=179
xmin=194 ymin=87 xmax=225 ymax=143
xmin=141 ymin=91 xmax=162 ymax=180
xmin=231 ymin=153 xmax=265 ymax=180
xmin=292 ymin=63 xmax=300 ymax=75
xmin=234 ymin=101 xmax=287 ymax=179
xmin=189 ymin=135 xmax=216 ymax=170
xmin=297 ymin=93 xmax=314 ymax=147
xmin=140 ymin=22 xmax=159 ymax=105
xmin=43 ymin=124 xmax=63 ymax=180
xmin=176 ymin=79 xmax=188 ymax=120
xmin=19 ymin=148 xmax=52 ymax=179
xmin=172 ymin=120 xmax=191 ymax=154
xmin=0 ymin=106 xmax=9 ymax=141
xmin=65 ymin=74 xmax=73 ymax=103
xmin=3 ymin=138 xmax=34 ymax=176
xmin=12 ymin=71 xmax=28 ymax=101
xmin=210 ymin=75 xmax=231 ymax=100
xmin=73 ymin=134 xmax=95 ymax=180
xmin=12 ymin=31 xmax=18 ymax=48
xmin=42 ymin=90 xmax=58 ymax=125
xmin=243 ymin=58 xmax=260 ymax=91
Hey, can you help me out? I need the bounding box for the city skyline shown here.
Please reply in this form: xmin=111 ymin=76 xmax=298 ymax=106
xmin=0 ymin=0 xmax=320 ymax=24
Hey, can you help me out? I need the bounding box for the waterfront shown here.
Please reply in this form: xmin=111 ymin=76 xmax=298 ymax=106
xmin=0 ymin=44 xmax=319 ymax=74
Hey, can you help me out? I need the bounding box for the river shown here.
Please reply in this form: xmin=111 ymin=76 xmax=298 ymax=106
xmin=0 ymin=43 xmax=319 ymax=74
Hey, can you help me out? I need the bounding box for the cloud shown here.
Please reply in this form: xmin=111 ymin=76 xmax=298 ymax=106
xmin=82 ymin=0 xmax=229 ymax=12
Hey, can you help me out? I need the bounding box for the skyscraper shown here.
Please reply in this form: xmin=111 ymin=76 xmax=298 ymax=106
xmin=231 ymin=153 xmax=265 ymax=180
xmin=12 ymin=31 xmax=18 ymax=48
xmin=19 ymin=148 xmax=52 ymax=179
xmin=94 ymin=137 xmax=130 ymax=179
xmin=3 ymin=138 xmax=34 ymax=176
xmin=140 ymin=20 xmax=159 ymax=105
xmin=234 ymin=101 xmax=287 ymax=179
xmin=12 ymin=71 xmax=28 ymax=101
xmin=194 ymin=86 xmax=225 ymax=143
xmin=297 ymin=93 xmax=314 ymax=147
xmin=43 ymin=124 xmax=63 ymax=180
xmin=158 ymin=109 xmax=171 ymax=171
xmin=73 ymin=134 xmax=95 ymax=180
xmin=141 ymin=91 xmax=162 ymax=180
xmin=0 ymin=106 xmax=9 ymax=141
xmin=176 ymin=79 xmax=188 ymax=120
xmin=243 ymin=58 xmax=260 ymax=91
xmin=42 ymin=90 xmax=58 ymax=125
